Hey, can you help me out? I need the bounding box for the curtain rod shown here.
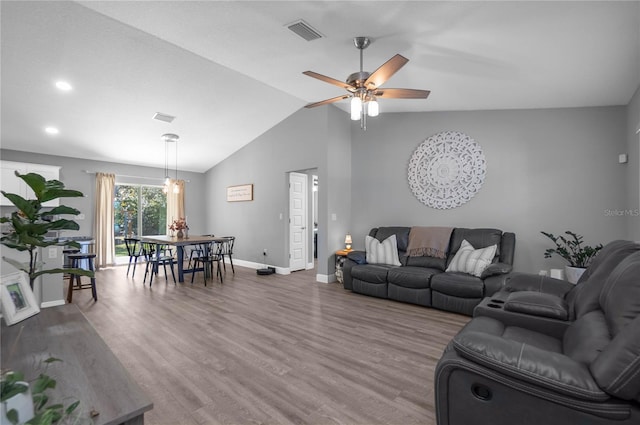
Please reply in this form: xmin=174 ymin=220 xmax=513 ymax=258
xmin=82 ymin=170 xmax=190 ymax=183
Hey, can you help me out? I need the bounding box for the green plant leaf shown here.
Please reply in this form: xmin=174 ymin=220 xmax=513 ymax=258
xmin=6 ymin=408 xmax=19 ymax=425
xmin=1 ymin=192 xmax=36 ymax=219
xmin=47 ymin=205 xmax=80 ymax=216
xmin=65 ymin=400 xmax=80 ymax=415
xmin=18 ymin=172 xmax=47 ymax=197
xmin=1 ymin=257 xmax=30 ymax=273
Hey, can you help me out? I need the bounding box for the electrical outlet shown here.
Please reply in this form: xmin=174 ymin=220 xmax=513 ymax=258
xmin=77 ymin=214 xmax=85 ymax=220
xmin=48 ymin=247 xmax=58 ymax=258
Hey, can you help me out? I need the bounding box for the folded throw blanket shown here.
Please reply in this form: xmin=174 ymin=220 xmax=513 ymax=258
xmin=407 ymin=226 xmax=453 ymax=258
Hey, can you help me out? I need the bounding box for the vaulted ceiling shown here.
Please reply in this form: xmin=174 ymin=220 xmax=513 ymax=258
xmin=2 ymin=1 xmax=639 ymax=172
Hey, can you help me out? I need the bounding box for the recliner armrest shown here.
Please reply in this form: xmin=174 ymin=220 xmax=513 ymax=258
xmin=505 ymin=272 xmax=574 ymax=297
xmin=480 ymin=262 xmax=512 ymax=279
xmin=504 ymin=291 xmax=569 ymax=320
xmin=346 ymin=250 xmax=367 ymax=264
xmin=452 ymin=330 xmax=608 ymax=401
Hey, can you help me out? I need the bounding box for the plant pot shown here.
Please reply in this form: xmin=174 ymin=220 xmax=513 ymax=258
xmin=176 ymin=230 xmax=184 ymax=239
xmin=565 ymin=266 xmax=586 ymax=284
xmin=1 ymin=382 xmax=34 ymax=424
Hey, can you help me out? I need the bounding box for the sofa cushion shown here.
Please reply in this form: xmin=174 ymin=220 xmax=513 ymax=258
xmin=350 ymin=264 xmax=392 ymax=284
xmin=387 ymin=266 xmax=440 ymax=289
xmin=405 ymin=255 xmax=447 ymax=270
xmin=448 ymin=228 xmax=503 ymax=266
xmin=563 ymin=310 xmax=610 ymax=366
xmin=446 ymin=240 xmax=497 ymax=277
xmin=365 ymin=235 xmax=401 ymax=266
xmin=371 ymin=227 xmax=410 ymax=253
xmin=504 ymin=291 xmax=569 ymax=321
xmin=431 ymin=272 xmax=484 ymax=298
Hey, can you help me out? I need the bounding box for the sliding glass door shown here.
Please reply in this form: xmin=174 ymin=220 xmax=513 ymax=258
xmin=114 ymin=184 xmax=166 ymax=258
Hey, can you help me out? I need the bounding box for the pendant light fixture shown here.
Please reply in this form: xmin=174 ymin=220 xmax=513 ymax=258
xmin=161 ymin=133 xmax=180 ymax=194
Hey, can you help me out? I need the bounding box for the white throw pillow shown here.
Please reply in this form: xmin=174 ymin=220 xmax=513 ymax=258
xmin=365 ymin=234 xmax=402 ymax=266
xmin=446 ymin=239 xmax=497 ymax=277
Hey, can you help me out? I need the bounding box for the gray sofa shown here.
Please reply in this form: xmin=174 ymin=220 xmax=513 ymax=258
xmin=342 ymin=226 xmax=516 ymax=316
xmin=435 ymin=249 xmax=640 ymax=425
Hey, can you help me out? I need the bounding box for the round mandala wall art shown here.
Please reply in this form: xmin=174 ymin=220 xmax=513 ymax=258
xmin=407 ymin=131 xmax=487 ymax=209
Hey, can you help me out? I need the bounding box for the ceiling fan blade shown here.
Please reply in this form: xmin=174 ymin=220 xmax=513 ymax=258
xmin=303 ymin=71 xmax=354 ymax=91
xmin=304 ymin=94 xmax=350 ymax=108
xmin=364 ymin=54 xmax=409 ymax=89
xmin=374 ymin=88 xmax=431 ymax=99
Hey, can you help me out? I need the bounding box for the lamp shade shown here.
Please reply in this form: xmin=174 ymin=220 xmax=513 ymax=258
xmin=350 ymin=97 xmax=362 ymax=120
xmin=367 ymin=99 xmax=379 ymax=117
xmin=344 ymin=234 xmax=353 ymax=244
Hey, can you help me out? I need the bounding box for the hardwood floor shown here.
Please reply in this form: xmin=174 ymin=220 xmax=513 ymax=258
xmin=70 ymin=264 xmax=469 ymax=425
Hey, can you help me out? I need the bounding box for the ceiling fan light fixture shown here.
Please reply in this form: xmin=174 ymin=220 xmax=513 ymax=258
xmin=367 ymin=99 xmax=379 ymax=117
xmin=350 ymin=96 xmax=362 ymax=120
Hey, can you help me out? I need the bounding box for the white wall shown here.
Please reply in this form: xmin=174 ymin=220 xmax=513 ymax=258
xmin=349 ymin=106 xmax=629 ymax=274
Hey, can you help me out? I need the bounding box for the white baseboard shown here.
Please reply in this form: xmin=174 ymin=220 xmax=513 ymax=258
xmin=316 ymin=273 xmax=336 ymax=283
xmin=306 ymin=262 xmax=314 ymax=270
xmin=232 ymin=259 xmax=290 ymax=275
xmin=41 ymin=299 xmax=65 ymax=309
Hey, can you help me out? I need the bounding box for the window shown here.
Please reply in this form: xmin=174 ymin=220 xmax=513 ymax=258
xmin=114 ymin=184 xmax=167 ymax=257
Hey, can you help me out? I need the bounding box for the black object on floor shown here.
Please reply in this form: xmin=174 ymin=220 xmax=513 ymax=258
xmin=257 ymin=267 xmax=275 ymax=275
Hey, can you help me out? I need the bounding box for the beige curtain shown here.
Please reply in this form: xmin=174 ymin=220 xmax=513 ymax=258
xmin=94 ymin=172 xmax=115 ymax=270
xmin=166 ymin=179 xmax=186 ymax=231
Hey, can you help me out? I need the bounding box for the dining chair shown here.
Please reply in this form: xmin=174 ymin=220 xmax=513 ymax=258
xmin=191 ymin=241 xmax=224 ymax=285
xmin=221 ymin=236 xmax=235 ymax=273
xmin=142 ymin=242 xmax=176 ymax=286
xmin=124 ymin=237 xmax=144 ymax=277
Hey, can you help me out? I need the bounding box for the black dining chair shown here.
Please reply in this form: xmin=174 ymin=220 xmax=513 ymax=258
xmin=221 ymin=236 xmax=235 ymax=273
xmin=142 ymin=242 xmax=176 ymax=286
xmin=124 ymin=238 xmax=144 ymax=278
xmin=191 ymin=241 xmax=224 ymax=285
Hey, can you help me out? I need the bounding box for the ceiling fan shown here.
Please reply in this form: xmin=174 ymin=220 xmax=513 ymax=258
xmin=303 ymin=36 xmax=430 ymax=129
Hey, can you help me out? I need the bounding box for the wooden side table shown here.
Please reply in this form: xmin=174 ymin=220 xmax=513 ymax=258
xmin=335 ymin=249 xmax=352 ymax=284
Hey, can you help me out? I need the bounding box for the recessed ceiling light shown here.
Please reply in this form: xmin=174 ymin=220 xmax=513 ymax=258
xmin=55 ymin=81 xmax=72 ymax=91
xmin=45 ymin=127 xmax=59 ymax=135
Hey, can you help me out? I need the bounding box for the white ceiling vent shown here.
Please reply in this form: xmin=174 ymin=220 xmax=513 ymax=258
xmin=286 ymin=20 xmax=323 ymax=41
xmin=152 ymin=112 xmax=176 ymax=123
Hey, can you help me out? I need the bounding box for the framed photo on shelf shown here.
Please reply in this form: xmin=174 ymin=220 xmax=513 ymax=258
xmin=1 ymin=272 xmax=40 ymax=326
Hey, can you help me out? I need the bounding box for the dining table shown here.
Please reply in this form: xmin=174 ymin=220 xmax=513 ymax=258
xmin=140 ymin=235 xmax=229 ymax=283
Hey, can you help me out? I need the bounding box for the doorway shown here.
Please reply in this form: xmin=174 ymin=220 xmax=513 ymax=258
xmin=289 ymin=172 xmax=308 ymax=271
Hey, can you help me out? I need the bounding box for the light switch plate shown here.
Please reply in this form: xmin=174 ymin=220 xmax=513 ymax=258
xmin=48 ymin=247 xmax=58 ymax=258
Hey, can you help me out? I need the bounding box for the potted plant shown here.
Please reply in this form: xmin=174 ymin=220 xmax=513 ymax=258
xmin=1 ymin=358 xmax=80 ymax=424
xmin=0 ymin=172 xmax=93 ymax=290
xmin=541 ymin=230 xmax=603 ymax=283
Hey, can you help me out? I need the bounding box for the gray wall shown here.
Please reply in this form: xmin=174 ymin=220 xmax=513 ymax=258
xmin=350 ymin=106 xmax=629 ymax=273
xmin=204 ymin=106 xmax=351 ymax=276
xmin=1 ymin=149 xmax=207 ymax=235
xmin=627 ymin=86 xmax=640 ymax=241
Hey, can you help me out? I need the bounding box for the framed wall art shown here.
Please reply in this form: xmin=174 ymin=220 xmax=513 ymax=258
xmin=1 ymin=271 xmax=40 ymax=326
xmin=227 ymin=184 xmax=253 ymax=202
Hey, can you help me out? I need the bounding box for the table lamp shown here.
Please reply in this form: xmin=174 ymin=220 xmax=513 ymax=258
xmin=345 ymin=234 xmax=353 ymax=250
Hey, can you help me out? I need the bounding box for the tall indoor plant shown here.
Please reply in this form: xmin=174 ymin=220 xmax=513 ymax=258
xmin=1 ymin=172 xmax=93 ymax=289
xmin=541 ymin=230 xmax=603 ymax=283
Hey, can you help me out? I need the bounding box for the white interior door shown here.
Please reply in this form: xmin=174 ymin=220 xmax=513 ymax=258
xmin=289 ymin=172 xmax=308 ymax=271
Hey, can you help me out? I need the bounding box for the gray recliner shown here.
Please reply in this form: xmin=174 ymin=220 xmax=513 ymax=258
xmin=435 ymin=250 xmax=640 ymax=425
xmin=475 ymin=240 xmax=640 ymax=337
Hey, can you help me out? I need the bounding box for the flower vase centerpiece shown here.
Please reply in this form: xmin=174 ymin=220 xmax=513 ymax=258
xmin=169 ymin=217 xmax=189 ymax=239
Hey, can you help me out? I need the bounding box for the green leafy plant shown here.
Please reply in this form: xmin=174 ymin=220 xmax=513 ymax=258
xmin=1 ymin=358 xmax=80 ymax=425
xmin=541 ymin=230 xmax=603 ymax=268
xmin=0 ymin=172 xmax=93 ymax=289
